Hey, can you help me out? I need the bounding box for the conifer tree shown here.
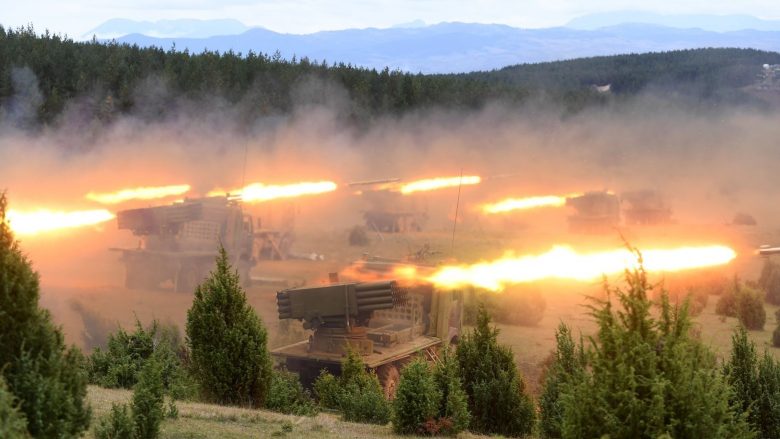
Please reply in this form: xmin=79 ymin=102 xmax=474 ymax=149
xmin=337 ymin=348 xmax=390 ymax=424
xmin=560 ymin=262 xmax=753 ymax=439
xmin=724 ymin=326 xmax=780 ymax=439
xmin=185 ymin=245 xmax=272 ymax=407
xmin=0 ymin=192 xmax=90 ymax=438
xmin=131 ymin=356 xmax=165 ymax=439
xmin=456 ymin=305 xmax=535 ymax=437
xmin=432 ymin=348 xmax=470 ymax=435
xmin=392 ymin=359 xmax=440 ymax=435
xmin=539 ymin=323 xmax=583 ymax=438
xmin=0 ymin=376 xmax=27 ymax=439
xmin=313 ymin=347 xmax=389 ymax=424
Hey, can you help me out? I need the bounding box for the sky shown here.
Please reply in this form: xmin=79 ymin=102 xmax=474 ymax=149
xmin=3 ymin=0 xmax=780 ymax=37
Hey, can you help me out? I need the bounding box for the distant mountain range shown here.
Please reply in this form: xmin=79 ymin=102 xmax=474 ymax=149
xmin=87 ymin=16 xmax=780 ymax=73
xmin=566 ymin=12 xmax=780 ymax=32
xmin=84 ymin=18 xmax=249 ymax=39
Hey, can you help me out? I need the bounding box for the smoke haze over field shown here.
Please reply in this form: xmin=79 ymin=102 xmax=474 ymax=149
xmin=3 ymin=84 xmax=780 ymax=224
xmin=3 ymin=74 xmax=780 ymax=348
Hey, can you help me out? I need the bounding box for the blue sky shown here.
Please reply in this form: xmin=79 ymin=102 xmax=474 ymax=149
xmin=3 ymin=0 xmax=780 ymax=37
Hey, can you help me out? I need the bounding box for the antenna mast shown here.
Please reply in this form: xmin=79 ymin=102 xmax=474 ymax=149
xmin=451 ymin=169 xmax=463 ymax=255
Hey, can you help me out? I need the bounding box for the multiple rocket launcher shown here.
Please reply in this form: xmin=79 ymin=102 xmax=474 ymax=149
xmin=1 ymin=153 xmax=546 ymax=236
xmin=5 ymin=171 xmax=748 ymax=288
xmin=6 ymin=168 xmax=674 ymax=236
xmin=3 ymin=170 xmax=751 ymax=294
xmin=6 ymin=175 xmax=473 ymax=236
xmin=276 ymin=280 xmax=406 ymax=329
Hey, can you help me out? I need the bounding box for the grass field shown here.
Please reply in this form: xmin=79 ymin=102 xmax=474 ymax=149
xmin=85 ymin=386 xmax=491 ymax=439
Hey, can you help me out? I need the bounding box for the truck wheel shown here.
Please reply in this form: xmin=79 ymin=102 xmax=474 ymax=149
xmin=377 ymin=364 xmax=400 ymax=400
xmin=175 ymin=263 xmax=204 ymax=293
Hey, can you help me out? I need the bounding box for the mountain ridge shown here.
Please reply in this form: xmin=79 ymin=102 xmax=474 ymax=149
xmin=84 ymin=18 xmax=249 ymax=39
xmin=111 ymin=22 xmax=780 ymax=73
xmin=566 ymin=11 xmax=780 ymax=32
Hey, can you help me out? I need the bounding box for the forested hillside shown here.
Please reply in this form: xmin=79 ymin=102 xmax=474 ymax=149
xmin=476 ymin=48 xmax=780 ymax=94
xmin=1 ymin=25 xmax=779 ymax=128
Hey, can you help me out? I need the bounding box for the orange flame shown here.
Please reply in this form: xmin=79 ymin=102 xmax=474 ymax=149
xmin=409 ymin=245 xmax=736 ymax=291
xmin=339 ymin=259 xmax=435 ymax=285
xmin=86 ymin=184 xmax=191 ymax=204
xmin=208 ymin=181 xmax=338 ymax=203
xmin=482 ymin=195 xmax=573 ymax=214
xmin=6 ymin=208 xmax=115 ymax=236
xmin=400 ymin=175 xmax=481 ymax=194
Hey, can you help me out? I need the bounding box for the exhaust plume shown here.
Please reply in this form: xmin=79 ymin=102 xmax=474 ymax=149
xmin=207 ymin=180 xmax=338 ymax=203
xmin=400 ymin=175 xmax=481 ymax=194
xmin=7 ymin=208 xmax=115 ymax=236
xmin=481 ymin=194 xmax=578 ymax=214
xmin=423 ymin=244 xmax=737 ymax=291
xmin=86 ymin=184 xmax=191 ymax=204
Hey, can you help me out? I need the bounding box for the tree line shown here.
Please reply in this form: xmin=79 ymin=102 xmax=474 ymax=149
xmin=2 ymin=25 xmax=778 ymax=129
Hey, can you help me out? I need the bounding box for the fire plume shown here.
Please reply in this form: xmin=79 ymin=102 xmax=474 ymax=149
xmin=482 ymin=195 xmax=571 ymax=214
xmin=6 ymin=208 xmax=115 ymax=236
xmin=209 ymin=181 xmax=338 ymax=203
xmin=400 ymin=175 xmax=481 ymax=194
xmin=86 ymin=184 xmax=191 ymax=204
xmin=416 ymin=245 xmax=736 ymax=291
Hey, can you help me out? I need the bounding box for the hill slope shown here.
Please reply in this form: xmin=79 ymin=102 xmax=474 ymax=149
xmin=473 ymin=48 xmax=780 ymax=95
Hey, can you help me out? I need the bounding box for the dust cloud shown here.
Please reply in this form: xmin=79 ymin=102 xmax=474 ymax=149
xmin=2 ymin=73 xmax=780 ymax=349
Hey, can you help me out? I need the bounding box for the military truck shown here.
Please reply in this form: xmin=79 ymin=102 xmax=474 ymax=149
xmin=566 ymin=191 xmax=620 ymax=233
xmin=112 ymin=196 xmax=256 ymax=293
xmin=272 ymin=261 xmax=462 ymax=398
xmin=360 ymin=187 xmax=428 ymax=233
xmin=621 ymin=190 xmax=672 ymax=225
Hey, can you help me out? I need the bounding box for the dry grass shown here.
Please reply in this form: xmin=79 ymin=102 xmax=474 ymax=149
xmin=495 ymin=284 xmax=780 ymax=396
xmin=85 ymin=386 xmax=490 ymax=439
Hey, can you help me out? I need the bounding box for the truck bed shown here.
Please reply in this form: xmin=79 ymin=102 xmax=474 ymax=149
xmin=271 ymin=335 xmax=441 ymax=369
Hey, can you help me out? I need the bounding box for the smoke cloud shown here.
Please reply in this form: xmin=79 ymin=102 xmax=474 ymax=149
xmin=1 ymin=66 xmax=44 ymax=130
xmin=3 ymin=72 xmax=779 ymax=348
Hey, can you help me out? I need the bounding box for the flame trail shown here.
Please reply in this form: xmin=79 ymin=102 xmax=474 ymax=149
xmin=402 ymin=245 xmax=736 ymax=291
xmin=86 ymin=184 xmax=191 ymax=204
xmin=482 ymin=195 xmax=573 ymax=214
xmin=400 ymin=175 xmax=481 ymax=194
xmin=208 ymin=181 xmax=338 ymax=203
xmin=6 ymin=208 xmax=115 ymax=236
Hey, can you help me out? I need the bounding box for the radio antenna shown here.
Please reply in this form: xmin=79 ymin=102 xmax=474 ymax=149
xmin=451 ymin=169 xmax=463 ymax=255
